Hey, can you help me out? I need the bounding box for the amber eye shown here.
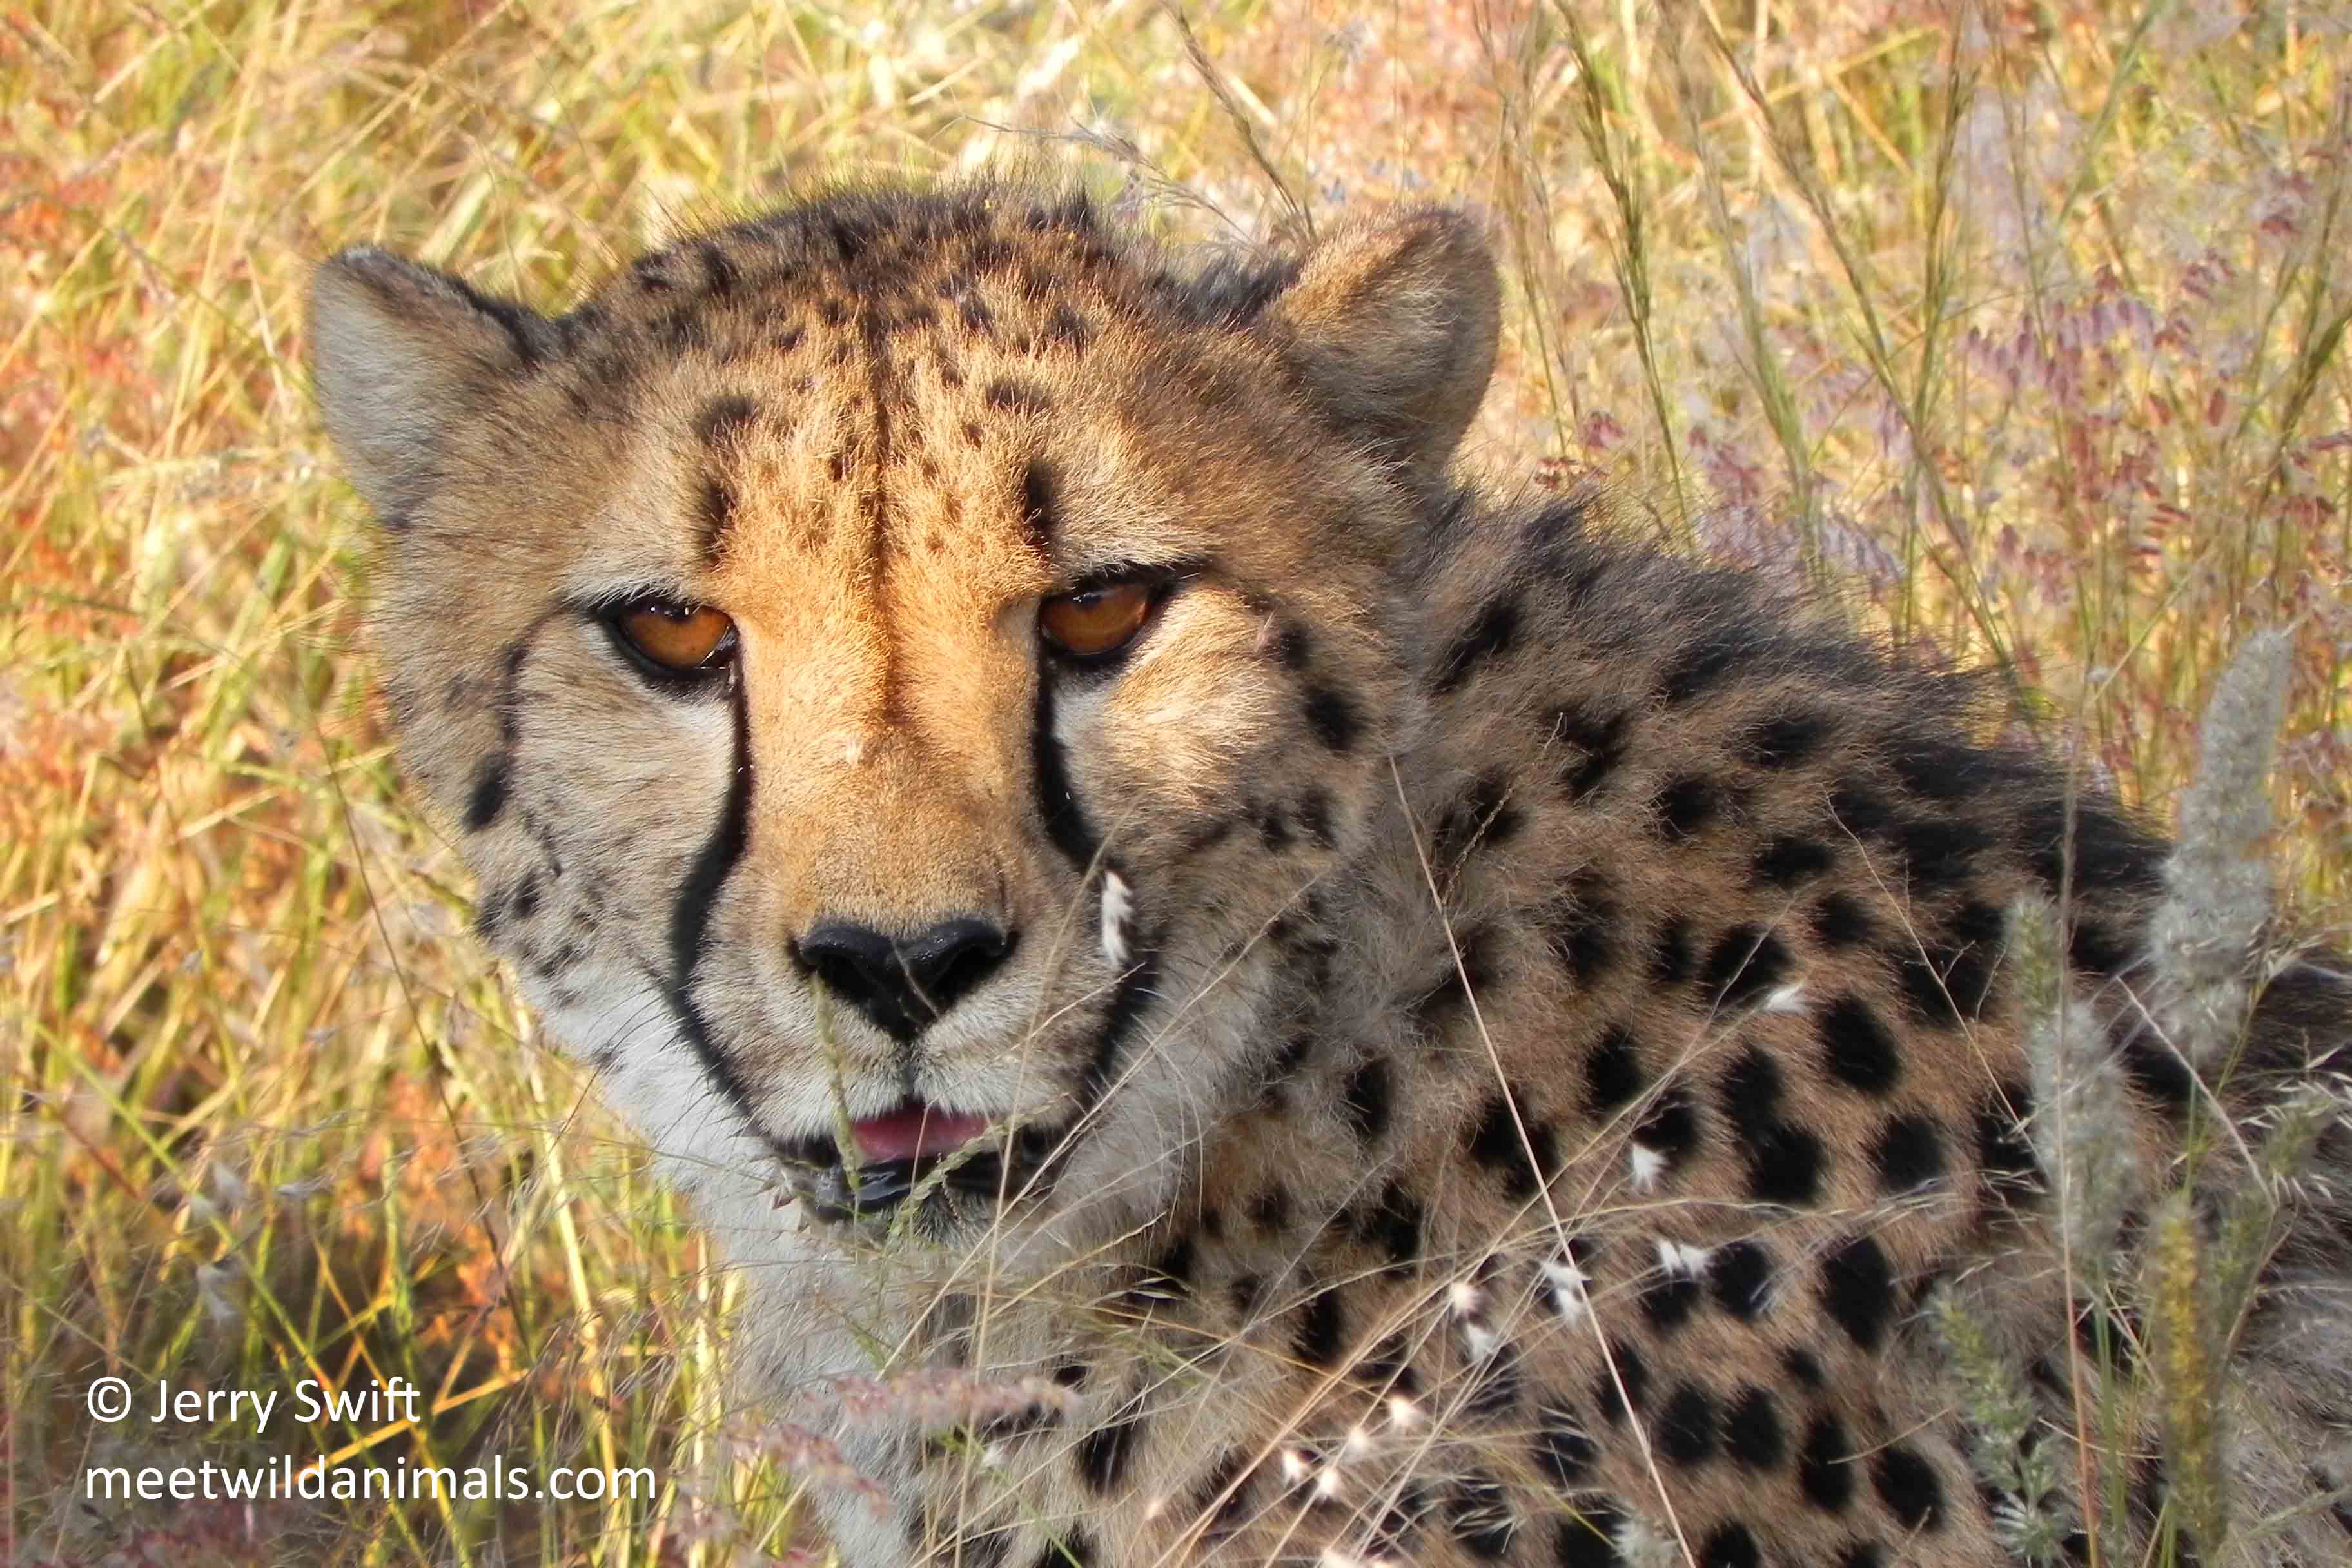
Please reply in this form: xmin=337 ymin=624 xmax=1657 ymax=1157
xmin=1039 ymin=580 xmax=1155 ymax=660
xmin=614 ymin=600 xmax=736 ymax=672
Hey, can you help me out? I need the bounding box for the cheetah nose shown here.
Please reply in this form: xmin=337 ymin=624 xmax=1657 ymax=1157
xmin=792 ymin=916 xmax=1015 ymax=1043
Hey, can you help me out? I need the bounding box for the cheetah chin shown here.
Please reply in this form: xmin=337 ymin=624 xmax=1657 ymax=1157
xmin=310 ymin=178 xmax=2352 ymax=1568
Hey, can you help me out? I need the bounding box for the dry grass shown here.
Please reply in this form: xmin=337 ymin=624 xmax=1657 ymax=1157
xmin=3 ymin=1 xmax=2347 ymax=1564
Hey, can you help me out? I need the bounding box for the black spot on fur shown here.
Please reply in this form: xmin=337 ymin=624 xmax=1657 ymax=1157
xmin=1813 ymin=891 xmax=1874 ymax=949
xmin=2068 ymin=918 xmax=2137 ymax=975
xmin=1870 ymin=1114 xmax=1947 ymax=1193
xmin=1360 ymin=1181 xmax=1422 ymax=1275
xmin=1295 ymin=789 xmax=1337 ymax=850
xmin=1593 ymin=1341 xmax=1649 ymax=1424
xmin=1723 ymin=1386 xmax=1786 ymax=1469
xmin=465 ymin=755 xmax=513 ymax=833
xmin=1534 ymin=1401 xmax=1596 ymax=1486
xmin=1436 ymin=771 xmax=1524 ymax=865
xmin=1146 ymin=1235 xmax=1195 ymax=1299
xmin=1897 ymin=934 xmax=1998 ymax=1026
xmin=1891 ymin=814 xmax=1991 ymax=892
xmin=1636 ymin=1083 xmax=1702 ymax=1165
xmin=1709 ymin=1241 xmax=1773 ymax=1320
xmin=1649 ymin=918 xmax=1695 ymax=985
xmin=1583 ymin=1024 xmax=1647 ymax=1113
xmin=1025 ymin=1529 xmax=1096 ymax=1568
xmin=1659 ymin=627 xmax=1744 ymax=705
xmin=694 ymin=395 xmax=757 ymax=447
xmin=1717 ymin=1046 xmax=1785 ymax=1139
xmin=1820 ymin=995 xmax=1903 ymax=1094
xmin=1838 ymin=1546 xmax=1887 ymax=1568
xmin=1655 ymin=774 xmax=1721 ymax=839
xmin=510 ymin=874 xmax=540 ymax=923
xmin=1754 ymin=834 xmax=1835 ymax=887
xmin=1698 ymin=1522 xmax=1761 ymax=1568
xmin=1302 ymin=684 xmax=1358 ymax=751
xmin=1700 ymin=926 xmax=1792 ymax=1011
xmin=1019 ymin=458 xmax=1058 ymax=547
xmin=1432 ymin=598 xmax=1521 ymax=694
xmin=1044 ymin=304 xmax=1090 ymax=352
xmin=1542 ymin=871 xmax=1620 ymax=986
xmin=1658 ymin=1384 xmax=1720 ymax=1465
xmin=1554 ymin=1502 xmax=1627 ymax=1567
xmin=1074 ymin=1394 xmax=1145 ymax=1494
xmin=1742 ymin=710 xmax=1834 ymax=769
xmin=1293 ymin=1283 xmax=1346 ymax=1367
xmin=1341 ymin=1056 xmax=1393 ymax=1143
xmin=984 ymin=377 xmax=1052 ymax=415
xmin=1828 ymin=779 xmax=1896 ymax=838
xmin=1800 ymin=1415 xmax=1858 ymax=1511
xmin=1745 ymin=1123 xmax=1825 ymax=1206
xmin=1248 ymin=1184 xmax=1293 ymax=1235
xmin=1873 ymin=1446 xmax=1947 ymax=1531
xmin=1408 ymin=923 xmax=1497 ymax=1028
xmin=1642 ymin=1264 xmax=1704 ymax=1331
xmin=1184 ymin=1449 xmax=1253 ymax=1545
xmin=1549 ymin=703 xmax=1631 ymax=799
xmin=1975 ymin=1081 xmax=2041 ymax=1193
xmin=1444 ymin=1472 xmax=1517 ymax=1559
xmin=1820 ymin=1236 xmax=1897 ymax=1351
xmin=1783 ymin=1348 xmax=1826 ymax=1389
xmin=2120 ymin=1025 xmax=2196 ymax=1112
xmin=696 ymin=476 xmax=736 ymax=560
xmin=2075 ymin=1302 xmax=2140 ymax=1375
xmin=1467 ymin=1090 xmax=1557 ymax=1200
xmin=1888 ymin=732 xmax=1983 ymax=803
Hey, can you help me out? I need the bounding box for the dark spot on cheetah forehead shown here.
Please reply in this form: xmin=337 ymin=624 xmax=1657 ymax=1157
xmin=985 ymin=377 xmax=1053 ymax=415
xmin=693 ymin=393 xmax=758 ymax=446
xmin=696 ymin=476 xmax=736 ymax=564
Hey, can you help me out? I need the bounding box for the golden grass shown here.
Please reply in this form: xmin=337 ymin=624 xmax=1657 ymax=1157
xmin=3 ymin=1 xmax=2346 ymax=1563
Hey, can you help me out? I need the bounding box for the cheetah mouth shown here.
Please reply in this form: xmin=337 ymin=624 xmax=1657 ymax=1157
xmin=777 ymin=1101 xmax=1061 ymax=1227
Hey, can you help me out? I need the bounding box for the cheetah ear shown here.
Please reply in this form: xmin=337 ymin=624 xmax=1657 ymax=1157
xmin=1262 ymin=205 xmax=1500 ymax=470
xmin=307 ymin=248 xmax=551 ymax=525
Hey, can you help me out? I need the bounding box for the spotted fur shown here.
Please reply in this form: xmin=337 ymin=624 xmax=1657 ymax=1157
xmin=310 ymin=181 xmax=2352 ymax=1567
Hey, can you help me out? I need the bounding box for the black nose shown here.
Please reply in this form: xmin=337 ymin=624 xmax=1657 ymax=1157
xmin=792 ymin=916 xmax=1014 ymax=1042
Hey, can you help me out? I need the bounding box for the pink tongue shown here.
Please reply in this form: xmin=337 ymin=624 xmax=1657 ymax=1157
xmin=848 ymin=1106 xmax=988 ymax=1164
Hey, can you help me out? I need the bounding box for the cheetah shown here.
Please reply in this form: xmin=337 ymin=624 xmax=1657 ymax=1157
xmin=308 ymin=181 xmax=2352 ymax=1567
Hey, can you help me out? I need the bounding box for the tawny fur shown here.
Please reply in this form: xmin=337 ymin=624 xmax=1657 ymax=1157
xmin=309 ymin=181 xmax=2352 ymax=1567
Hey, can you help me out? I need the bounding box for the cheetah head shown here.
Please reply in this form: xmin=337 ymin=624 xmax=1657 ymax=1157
xmin=308 ymin=184 xmax=1499 ymax=1254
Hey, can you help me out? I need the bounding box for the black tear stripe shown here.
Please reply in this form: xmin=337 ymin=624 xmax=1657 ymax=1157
xmin=1030 ymin=677 xmax=1103 ymax=866
xmin=660 ymin=675 xmax=768 ymax=1133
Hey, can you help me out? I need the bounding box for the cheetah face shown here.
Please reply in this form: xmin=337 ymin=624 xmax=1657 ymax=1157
xmin=308 ymin=186 xmax=1498 ymax=1251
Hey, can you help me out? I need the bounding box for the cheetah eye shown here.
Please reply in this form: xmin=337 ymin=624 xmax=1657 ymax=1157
xmin=1039 ymin=580 xmax=1155 ymax=662
xmin=611 ymin=598 xmax=738 ymax=676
